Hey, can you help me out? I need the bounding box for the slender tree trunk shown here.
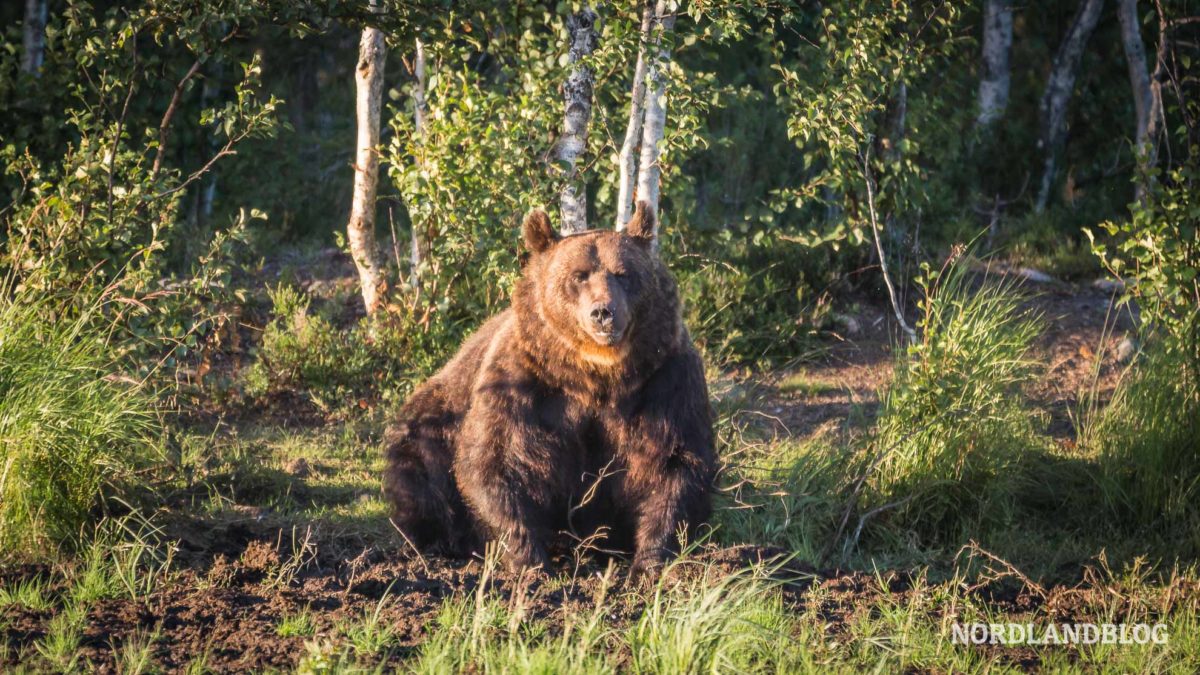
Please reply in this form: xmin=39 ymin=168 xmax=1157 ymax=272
xmin=634 ymin=0 xmax=676 ymax=246
xmin=977 ymin=0 xmax=1013 ymax=129
xmin=556 ymin=8 xmax=599 ymax=235
xmin=413 ymin=39 xmax=429 ymax=139
xmin=1117 ymin=0 xmax=1165 ymax=201
xmin=21 ymin=0 xmax=47 ymax=75
xmin=1035 ymin=0 xmax=1105 ymax=213
xmin=347 ymin=10 xmax=388 ymax=316
xmin=878 ymin=82 xmax=907 ymax=163
xmin=199 ymin=59 xmax=223 ymax=227
xmin=616 ymin=1 xmax=655 ymax=230
xmin=409 ymin=38 xmax=428 ymax=295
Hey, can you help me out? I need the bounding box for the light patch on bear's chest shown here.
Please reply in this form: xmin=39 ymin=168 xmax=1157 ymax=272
xmin=575 ymin=340 xmax=629 ymax=368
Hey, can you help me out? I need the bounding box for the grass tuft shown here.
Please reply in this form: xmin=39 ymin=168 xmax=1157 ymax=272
xmin=0 ymin=575 xmax=52 ymax=611
xmin=0 ymin=287 xmax=162 ymax=558
xmin=1088 ymin=335 xmax=1200 ymax=542
xmin=862 ymin=258 xmax=1046 ymax=545
xmin=277 ymin=609 xmax=317 ymax=638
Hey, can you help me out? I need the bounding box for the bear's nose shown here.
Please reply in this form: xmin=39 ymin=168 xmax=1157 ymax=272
xmin=589 ymin=305 xmax=614 ymax=329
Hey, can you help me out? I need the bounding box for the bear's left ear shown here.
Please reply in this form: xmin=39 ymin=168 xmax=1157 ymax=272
xmin=522 ymin=208 xmax=557 ymax=254
xmin=625 ymin=200 xmax=657 ymax=249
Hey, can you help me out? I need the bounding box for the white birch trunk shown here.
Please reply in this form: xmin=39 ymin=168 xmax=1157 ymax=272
xmin=976 ymin=0 xmax=1013 ymax=128
xmin=1035 ymin=0 xmax=1105 ymax=213
xmin=634 ymin=0 xmax=676 ymax=246
xmin=557 ymin=8 xmax=599 ymax=235
xmin=1117 ymin=0 xmax=1165 ymax=201
xmin=21 ymin=0 xmax=47 ymax=75
xmin=347 ymin=12 xmax=388 ymax=315
xmin=410 ymin=38 xmax=428 ymax=289
xmin=199 ymin=58 xmax=224 ymax=226
xmin=881 ymin=82 xmax=907 ymax=163
xmin=616 ymin=1 xmax=655 ymax=230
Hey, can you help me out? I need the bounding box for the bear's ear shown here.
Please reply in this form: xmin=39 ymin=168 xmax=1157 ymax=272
xmin=522 ymin=208 xmax=557 ymax=254
xmin=625 ymin=201 xmax=656 ymax=249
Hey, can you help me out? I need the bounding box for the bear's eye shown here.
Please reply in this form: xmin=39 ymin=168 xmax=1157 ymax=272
xmin=571 ymin=270 xmax=589 ymax=283
xmin=613 ymin=272 xmax=629 ymax=287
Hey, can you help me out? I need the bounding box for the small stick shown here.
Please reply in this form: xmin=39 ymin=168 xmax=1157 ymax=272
xmin=389 ymin=517 xmax=431 ymax=576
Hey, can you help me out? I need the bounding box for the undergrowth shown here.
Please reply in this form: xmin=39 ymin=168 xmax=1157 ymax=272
xmin=241 ymin=283 xmax=457 ymax=414
xmin=0 ymin=286 xmax=163 ymax=558
xmin=863 ymin=258 xmax=1047 ymax=545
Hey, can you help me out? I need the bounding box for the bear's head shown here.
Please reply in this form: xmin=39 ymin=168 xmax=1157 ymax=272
xmin=517 ymin=202 xmax=675 ymax=368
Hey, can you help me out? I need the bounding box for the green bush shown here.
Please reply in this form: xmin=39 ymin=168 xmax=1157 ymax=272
xmin=243 ymin=284 xmax=376 ymax=410
xmin=243 ymin=285 xmax=460 ymax=414
xmin=0 ymin=289 xmax=162 ymax=558
xmin=864 ymin=257 xmax=1046 ymax=543
xmin=675 ymin=232 xmax=831 ymax=367
xmin=1089 ymin=153 xmax=1200 ymax=371
xmin=1087 ymin=154 xmax=1200 ymax=535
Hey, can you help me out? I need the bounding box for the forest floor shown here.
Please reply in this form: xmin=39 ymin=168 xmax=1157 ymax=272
xmin=4 ymin=253 xmax=1194 ymax=673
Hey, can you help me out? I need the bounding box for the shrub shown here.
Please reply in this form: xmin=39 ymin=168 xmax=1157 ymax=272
xmin=243 ymin=284 xmax=378 ymax=410
xmin=1088 ymin=156 xmax=1200 ymax=366
xmin=0 ymin=288 xmax=162 ymax=558
xmin=243 ymin=284 xmax=460 ymax=413
xmin=1085 ymin=154 xmax=1200 ymax=541
xmin=863 ymin=256 xmax=1045 ymax=544
xmin=674 ymin=231 xmax=831 ymax=367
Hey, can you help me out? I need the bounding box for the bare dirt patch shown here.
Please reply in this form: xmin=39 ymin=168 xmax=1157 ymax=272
xmin=757 ymin=278 xmax=1135 ymax=442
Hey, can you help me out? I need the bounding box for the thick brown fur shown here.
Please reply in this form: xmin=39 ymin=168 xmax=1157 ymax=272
xmin=383 ymin=202 xmax=715 ymax=575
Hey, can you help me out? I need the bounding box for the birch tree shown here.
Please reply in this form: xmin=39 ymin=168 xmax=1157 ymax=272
xmin=976 ymin=0 xmax=1013 ymax=129
xmin=21 ymin=0 xmax=47 ymax=75
xmin=347 ymin=6 xmax=388 ymax=315
xmin=1117 ymin=0 xmax=1165 ymax=201
xmin=615 ymin=1 xmax=655 ymax=229
xmin=1034 ymin=0 xmax=1105 ymax=213
xmin=410 ymin=38 xmax=428 ymax=292
xmin=556 ymin=8 xmax=599 ymax=235
xmin=633 ymin=0 xmax=676 ymax=246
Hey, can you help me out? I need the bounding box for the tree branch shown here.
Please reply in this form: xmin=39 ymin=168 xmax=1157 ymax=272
xmin=860 ymin=146 xmax=916 ymax=345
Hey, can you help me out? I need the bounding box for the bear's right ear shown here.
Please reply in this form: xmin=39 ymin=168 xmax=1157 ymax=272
xmin=522 ymin=209 xmax=557 ymax=254
xmin=625 ymin=200 xmax=656 ymax=249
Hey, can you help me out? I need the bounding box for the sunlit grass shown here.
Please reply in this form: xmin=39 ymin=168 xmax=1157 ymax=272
xmin=0 ymin=286 xmax=163 ymax=558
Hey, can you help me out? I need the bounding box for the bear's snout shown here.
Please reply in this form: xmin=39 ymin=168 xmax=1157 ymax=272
xmin=589 ymin=304 xmax=614 ymax=329
xmin=583 ymin=298 xmax=627 ymax=345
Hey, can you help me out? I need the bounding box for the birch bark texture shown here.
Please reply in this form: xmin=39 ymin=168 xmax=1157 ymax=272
xmin=1034 ymin=0 xmax=1105 ymax=213
xmin=410 ymin=38 xmax=428 ymax=290
xmin=633 ymin=0 xmax=676 ymax=246
xmin=21 ymin=0 xmax=48 ymax=75
xmin=615 ymin=1 xmax=655 ymax=229
xmin=976 ymin=0 xmax=1013 ymax=128
xmin=1117 ymin=0 xmax=1165 ymax=201
xmin=556 ymin=8 xmax=600 ymax=235
xmin=347 ymin=12 xmax=388 ymax=315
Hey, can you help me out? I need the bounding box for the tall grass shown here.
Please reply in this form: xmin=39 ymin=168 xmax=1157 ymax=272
xmin=863 ymin=259 xmax=1046 ymax=544
xmin=628 ymin=565 xmax=807 ymax=673
xmin=0 ymin=287 xmax=162 ymax=557
xmin=716 ymin=436 xmax=848 ymax=561
xmin=408 ymin=548 xmax=807 ymax=674
xmin=1089 ymin=335 xmax=1200 ymax=539
xmin=412 ymin=547 xmax=614 ymax=674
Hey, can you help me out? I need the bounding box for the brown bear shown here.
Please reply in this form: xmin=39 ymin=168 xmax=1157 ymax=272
xmin=383 ymin=201 xmax=715 ymax=576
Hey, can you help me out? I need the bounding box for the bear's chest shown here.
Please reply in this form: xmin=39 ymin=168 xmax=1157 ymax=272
xmin=530 ymin=388 xmax=637 ymax=459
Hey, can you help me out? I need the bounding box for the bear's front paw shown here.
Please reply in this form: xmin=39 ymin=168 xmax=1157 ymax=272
xmin=504 ymin=541 xmax=551 ymax=576
xmin=629 ymin=554 xmax=665 ymax=585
